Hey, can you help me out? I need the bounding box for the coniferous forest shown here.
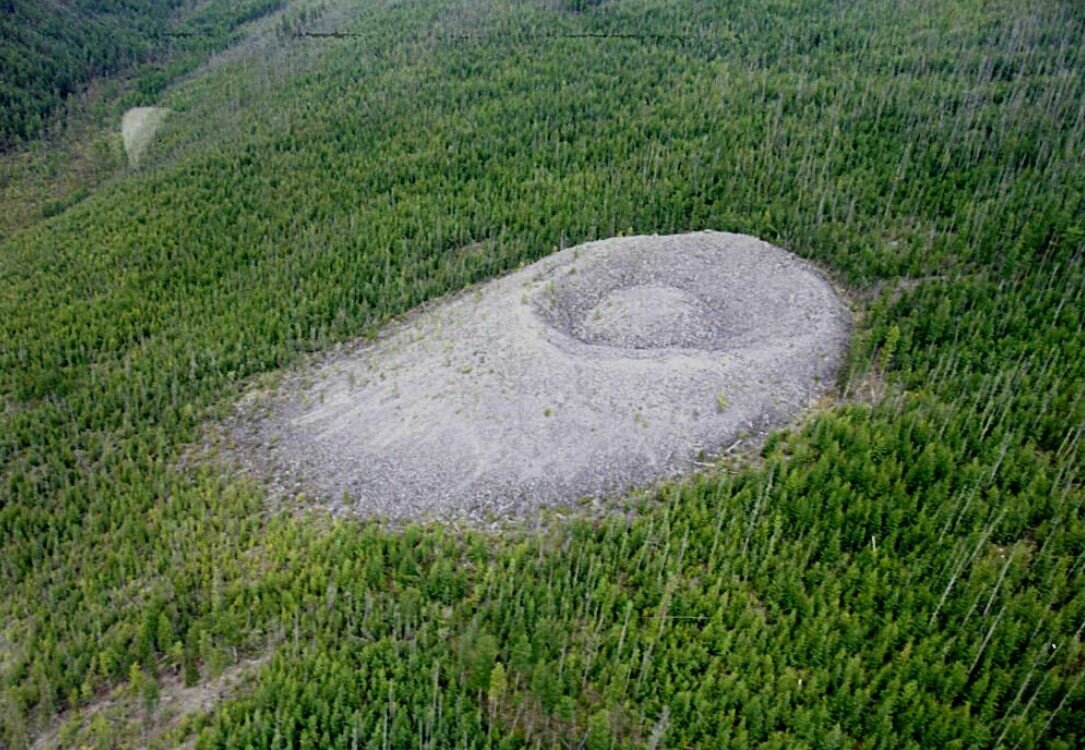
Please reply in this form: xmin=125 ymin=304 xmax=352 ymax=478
xmin=0 ymin=0 xmax=286 ymax=148
xmin=0 ymin=0 xmax=1083 ymax=747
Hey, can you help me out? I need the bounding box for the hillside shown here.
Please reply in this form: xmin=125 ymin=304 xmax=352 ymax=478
xmin=0 ymin=0 xmax=1083 ymax=748
xmin=0 ymin=0 xmax=283 ymax=148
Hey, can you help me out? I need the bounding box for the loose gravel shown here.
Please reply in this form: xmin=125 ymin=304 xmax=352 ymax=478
xmin=231 ymin=231 xmax=851 ymax=521
xmin=121 ymin=107 xmax=169 ymax=166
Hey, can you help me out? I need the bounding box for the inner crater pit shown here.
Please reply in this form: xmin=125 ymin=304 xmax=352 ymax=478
xmin=577 ymin=284 xmax=720 ymax=349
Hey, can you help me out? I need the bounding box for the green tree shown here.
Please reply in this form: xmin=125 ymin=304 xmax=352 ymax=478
xmin=488 ymin=662 xmax=507 ymax=724
xmin=587 ymin=708 xmax=612 ymax=750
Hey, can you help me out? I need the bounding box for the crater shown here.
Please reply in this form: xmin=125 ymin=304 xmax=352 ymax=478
xmin=231 ymin=231 xmax=851 ymax=521
xmin=577 ymin=285 xmax=720 ymax=350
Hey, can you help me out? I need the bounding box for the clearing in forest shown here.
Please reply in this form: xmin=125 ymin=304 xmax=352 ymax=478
xmin=232 ymin=232 xmax=851 ymax=520
xmin=121 ymin=106 xmax=169 ymax=166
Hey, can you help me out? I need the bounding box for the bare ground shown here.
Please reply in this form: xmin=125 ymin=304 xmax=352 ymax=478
xmin=121 ymin=107 xmax=169 ymax=166
xmin=229 ymin=231 xmax=852 ymax=522
xmin=30 ymin=654 xmax=269 ymax=750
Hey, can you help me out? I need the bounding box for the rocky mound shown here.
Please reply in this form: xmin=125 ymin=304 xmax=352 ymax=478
xmin=121 ymin=107 xmax=169 ymax=166
xmin=234 ymin=231 xmax=851 ymax=520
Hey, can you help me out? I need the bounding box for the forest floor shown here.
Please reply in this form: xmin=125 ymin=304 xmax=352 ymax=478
xmin=227 ymin=231 xmax=851 ymax=522
xmin=30 ymin=653 xmax=269 ymax=750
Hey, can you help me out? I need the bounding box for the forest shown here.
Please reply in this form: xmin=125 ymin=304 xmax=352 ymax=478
xmin=0 ymin=0 xmax=1082 ymax=747
xmin=0 ymin=0 xmax=283 ymax=148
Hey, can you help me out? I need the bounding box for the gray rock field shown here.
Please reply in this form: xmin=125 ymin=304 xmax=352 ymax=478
xmin=233 ymin=231 xmax=851 ymax=520
xmin=121 ymin=106 xmax=169 ymax=166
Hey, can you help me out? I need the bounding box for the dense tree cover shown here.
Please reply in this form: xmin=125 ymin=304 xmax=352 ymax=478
xmin=0 ymin=0 xmax=283 ymax=147
xmin=1 ymin=0 xmax=1083 ymax=747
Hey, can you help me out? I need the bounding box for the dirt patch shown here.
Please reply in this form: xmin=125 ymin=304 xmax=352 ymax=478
xmin=121 ymin=106 xmax=169 ymax=166
xmin=231 ymin=232 xmax=852 ymax=521
xmin=30 ymin=654 xmax=269 ymax=750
